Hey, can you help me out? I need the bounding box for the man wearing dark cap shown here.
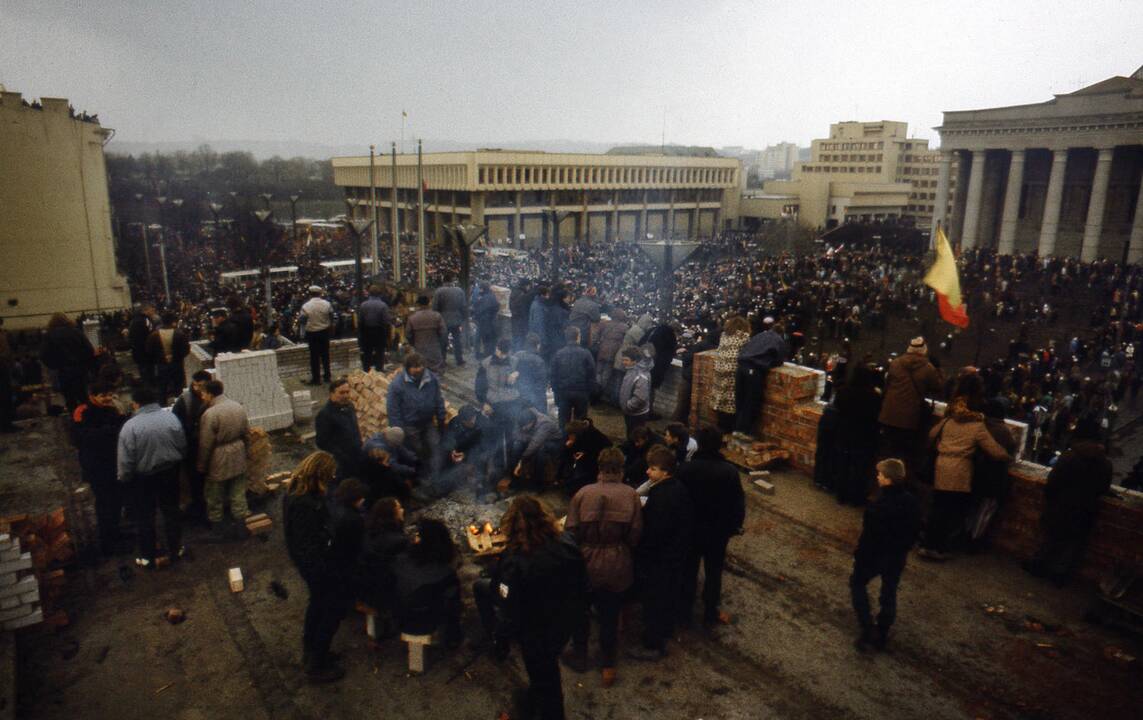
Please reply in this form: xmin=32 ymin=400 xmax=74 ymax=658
xmin=878 ymin=336 xmax=943 ymax=478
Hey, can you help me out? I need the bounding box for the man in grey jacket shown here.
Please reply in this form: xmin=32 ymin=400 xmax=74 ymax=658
xmin=618 ymin=347 xmax=653 ymax=436
xmin=432 ymin=277 xmax=468 ymax=367
xmin=118 ymin=386 xmax=187 ymax=568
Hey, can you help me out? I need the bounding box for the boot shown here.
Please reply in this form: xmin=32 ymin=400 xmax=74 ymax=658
xmin=854 ymin=626 xmax=878 ymax=653
xmin=561 ymin=645 xmax=588 ymax=673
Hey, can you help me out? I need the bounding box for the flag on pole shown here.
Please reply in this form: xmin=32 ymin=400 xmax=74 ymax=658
xmin=924 ymin=226 xmax=969 ymax=328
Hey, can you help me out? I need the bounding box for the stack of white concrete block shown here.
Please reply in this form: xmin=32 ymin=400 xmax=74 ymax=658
xmin=0 ymin=534 xmax=41 ymax=630
xmin=214 ymin=350 xmax=294 ymax=431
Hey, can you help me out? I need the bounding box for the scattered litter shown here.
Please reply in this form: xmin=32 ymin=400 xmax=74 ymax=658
xmin=1035 ymin=642 xmax=1054 ymax=649
xmin=155 ymin=682 xmax=172 ymax=695
xmin=752 ymin=479 xmax=775 ymax=495
xmin=1104 ymin=646 xmax=1137 ymax=665
xmin=748 ymin=470 xmax=770 ymax=477
xmin=229 ymin=567 xmax=244 ymax=593
xmin=164 ymin=608 xmax=186 ymax=625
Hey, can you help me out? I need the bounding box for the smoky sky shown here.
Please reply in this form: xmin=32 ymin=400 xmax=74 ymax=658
xmin=1 ymin=0 xmax=1140 ymax=151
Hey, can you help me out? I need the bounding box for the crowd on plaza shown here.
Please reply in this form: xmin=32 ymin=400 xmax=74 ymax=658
xmin=0 ymin=224 xmax=1131 ymax=719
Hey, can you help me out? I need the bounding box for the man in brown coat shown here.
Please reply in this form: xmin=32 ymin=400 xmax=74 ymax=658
xmin=878 ymin=337 xmax=943 ymax=477
xmin=405 ymin=294 xmax=447 ymax=373
xmin=196 ymin=380 xmax=251 ymax=526
xmin=564 ymin=447 xmax=642 ymax=687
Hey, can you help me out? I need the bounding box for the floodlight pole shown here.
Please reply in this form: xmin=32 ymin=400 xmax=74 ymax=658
xmin=546 ymin=209 xmax=571 ymax=283
xmin=391 ymin=143 xmax=401 ymax=283
xmin=369 ymin=146 xmax=379 ymax=277
xmin=417 ymin=139 xmax=426 ymax=288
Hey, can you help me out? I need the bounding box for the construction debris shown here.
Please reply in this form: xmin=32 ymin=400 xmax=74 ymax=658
xmin=164 ymin=608 xmax=186 ymax=625
xmin=0 ymin=509 xmax=74 ymax=631
xmin=245 ymin=514 xmax=273 ymax=535
xmin=228 ymin=567 xmax=244 ymax=593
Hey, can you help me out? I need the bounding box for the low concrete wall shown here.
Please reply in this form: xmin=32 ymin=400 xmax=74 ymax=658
xmin=689 ymin=352 xmax=1143 ymax=581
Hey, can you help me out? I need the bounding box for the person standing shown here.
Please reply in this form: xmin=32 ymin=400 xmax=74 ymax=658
xmin=709 ymin=316 xmax=751 ymax=433
xmin=315 ymin=378 xmax=363 ymax=482
xmin=629 ymin=446 xmax=691 ymax=661
xmin=565 ymin=447 xmax=642 ymax=688
xmin=509 ymin=279 xmax=535 ymax=351
xmin=40 ymin=312 xmax=95 ymax=411
xmin=678 ymin=425 xmax=745 ymax=631
xmin=475 ymin=495 xmax=587 ymax=720
xmin=173 ymin=370 xmax=211 ymax=522
xmin=592 ymin=308 xmax=629 ymax=402
xmin=127 ymin=305 xmax=156 ymax=387
xmin=358 ymin=284 xmax=394 ymax=372
xmin=475 ymin=338 xmax=521 ymax=467
xmin=513 ymin=333 xmax=548 ymax=413
xmin=196 ymin=380 xmax=251 ymax=528
xmin=72 ymin=381 xmax=128 ymax=556
xmin=878 ymin=337 xmax=943 ymax=478
xmin=567 ymin=286 xmax=601 ymax=349
xmin=850 ymin=459 xmax=922 ymax=652
xmin=385 ymin=353 xmax=446 ymax=484
xmin=1023 ymin=419 xmax=1112 ymax=585
xmin=550 ymin=327 xmax=595 ymax=430
xmin=284 ymin=451 xmax=349 ymax=683
xmin=405 ymin=294 xmax=448 ymax=374
xmin=541 ymin=287 xmax=571 ymax=363
xmin=117 ymin=386 xmax=187 ymax=568
xmin=301 ymin=285 xmax=334 ymax=386
xmin=472 ymin=281 xmax=501 ymax=359
xmin=918 ymin=396 xmax=1011 ymax=560
xmin=0 ymin=318 xmax=18 ymax=433
xmin=145 ymin=311 xmax=190 ymax=403
xmin=432 ymin=276 xmax=468 ymax=367
xmin=618 ymin=347 xmax=653 ymax=436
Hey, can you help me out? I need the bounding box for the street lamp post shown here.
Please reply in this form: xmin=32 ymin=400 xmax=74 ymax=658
xmin=155 ymin=196 xmax=171 ymax=303
xmin=259 ymin=193 xmax=273 ymax=210
xmin=254 ymin=209 xmax=275 ymax=326
xmin=343 ymin=199 xmax=373 ymax=302
xmin=545 ymin=210 xmax=571 ymax=283
xmin=135 ymin=193 xmax=153 ymax=292
xmin=369 ymin=145 xmax=379 ymax=277
xmin=417 ymin=139 xmax=426 ymax=288
xmin=171 ymin=198 xmax=184 ymax=250
xmin=390 ymin=143 xmax=400 ymax=284
xmin=289 ymin=193 xmax=301 ymax=248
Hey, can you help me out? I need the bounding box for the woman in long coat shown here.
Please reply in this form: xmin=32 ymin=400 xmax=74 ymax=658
xmin=709 ymin=316 xmax=751 ymax=432
xmin=919 ymin=395 xmax=1011 ymax=560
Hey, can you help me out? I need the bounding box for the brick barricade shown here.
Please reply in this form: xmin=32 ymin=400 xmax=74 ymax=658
xmin=688 ymin=351 xmax=1143 ymax=581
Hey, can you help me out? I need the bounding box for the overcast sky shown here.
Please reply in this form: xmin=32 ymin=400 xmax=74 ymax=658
xmin=2 ymin=0 xmax=1140 ymax=152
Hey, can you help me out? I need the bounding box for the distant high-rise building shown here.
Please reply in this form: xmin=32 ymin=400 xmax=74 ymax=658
xmin=741 ymin=120 xmax=951 ymax=231
xmin=757 ymin=142 xmax=800 ymax=180
xmin=1 ymin=88 xmax=130 ymax=329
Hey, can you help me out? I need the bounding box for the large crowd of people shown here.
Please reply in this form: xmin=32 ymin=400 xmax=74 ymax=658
xmin=2 ymin=224 xmax=1135 ymax=719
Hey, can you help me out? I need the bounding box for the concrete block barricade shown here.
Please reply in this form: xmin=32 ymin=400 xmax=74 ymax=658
xmin=213 ymin=350 xmax=294 ymax=432
xmin=688 ymin=352 xmax=1143 ymax=582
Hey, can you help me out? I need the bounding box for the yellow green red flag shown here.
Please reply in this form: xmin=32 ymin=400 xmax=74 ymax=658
xmin=924 ymin=227 xmax=969 ymax=328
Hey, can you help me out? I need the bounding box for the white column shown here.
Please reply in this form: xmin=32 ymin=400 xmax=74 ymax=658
xmin=1038 ymin=149 xmax=1068 ymax=257
xmin=931 ymin=152 xmax=952 ymax=240
xmin=1080 ymin=147 xmax=1115 ymax=262
xmin=960 ymin=150 xmax=987 ymax=249
xmin=1128 ymin=176 xmax=1143 ymax=265
xmin=997 ymin=149 xmax=1026 ymax=255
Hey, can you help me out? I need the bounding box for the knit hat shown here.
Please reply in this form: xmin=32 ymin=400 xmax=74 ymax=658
xmin=383 ymin=426 xmax=405 ymax=445
xmin=907 ymin=336 xmax=927 ymax=355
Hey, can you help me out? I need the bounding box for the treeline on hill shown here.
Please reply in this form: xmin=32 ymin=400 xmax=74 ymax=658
xmin=105 ymin=145 xmax=341 ymax=229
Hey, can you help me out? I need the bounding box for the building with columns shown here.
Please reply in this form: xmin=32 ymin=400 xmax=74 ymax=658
xmin=934 ymin=67 xmax=1143 ymax=262
xmin=0 ymin=87 xmax=131 ymax=330
xmin=331 ymin=150 xmax=742 ymax=246
xmin=755 ymin=120 xmax=950 ymax=230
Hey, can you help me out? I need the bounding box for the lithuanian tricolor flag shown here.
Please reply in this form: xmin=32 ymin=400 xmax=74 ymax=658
xmin=924 ymin=227 xmax=969 ymax=328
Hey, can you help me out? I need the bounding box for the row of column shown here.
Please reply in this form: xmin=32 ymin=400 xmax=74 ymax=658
xmin=496 ymin=207 xmax=720 ymax=243
xmin=935 ymin=146 xmax=1143 ymax=262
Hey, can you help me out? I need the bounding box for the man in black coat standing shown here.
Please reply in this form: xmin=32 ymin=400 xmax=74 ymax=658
xmin=357 ymin=284 xmax=394 ymax=372
xmin=549 ymin=327 xmax=595 ymax=430
xmin=71 ymin=381 xmax=128 ymax=555
xmin=850 ymin=458 xmax=921 ymax=652
xmin=629 ymin=445 xmax=691 ymax=661
xmin=315 ymin=378 xmax=363 ymax=483
xmin=678 ymin=425 xmax=745 ymax=630
xmin=509 ymin=279 xmax=535 ymax=351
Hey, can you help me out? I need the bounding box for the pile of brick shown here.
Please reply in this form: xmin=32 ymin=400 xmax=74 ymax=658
xmin=724 ymin=437 xmax=791 ymax=470
xmin=345 ymin=368 xmax=458 ymax=440
xmin=0 ymin=510 xmax=72 ymax=630
xmin=689 ymin=355 xmax=824 ymax=472
xmin=214 ymin=349 xmax=294 ymax=431
xmin=346 ymin=369 xmax=397 ymax=440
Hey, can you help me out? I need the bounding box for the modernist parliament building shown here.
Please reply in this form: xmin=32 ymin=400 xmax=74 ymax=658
xmin=332 ymin=150 xmax=742 ymax=246
xmin=935 ymin=67 xmax=1143 ymax=262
